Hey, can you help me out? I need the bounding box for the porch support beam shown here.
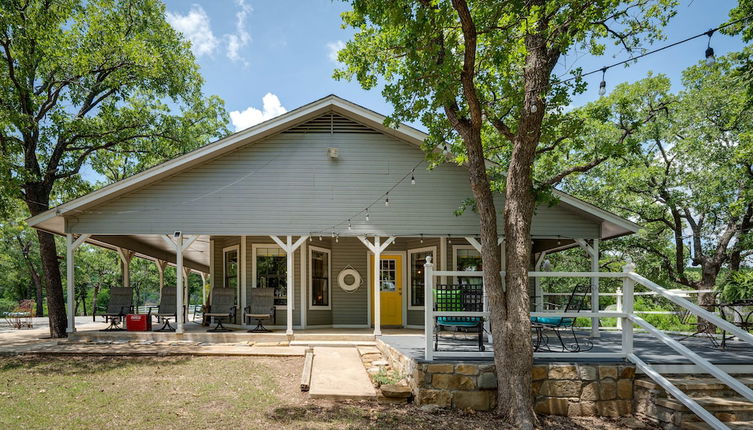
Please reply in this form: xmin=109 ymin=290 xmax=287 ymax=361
xmin=576 ymin=238 xmax=600 ymax=338
xmin=357 ymin=235 xmax=396 ymax=336
xmin=269 ymin=235 xmax=309 ymax=336
xmin=162 ymin=234 xmax=198 ymax=333
xmin=155 ymin=259 xmax=168 ymax=301
xmin=240 ymin=236 xmax=247 ymax=326
xmin=534 ymin=251 xmax=548 ymax=312
xmin=66 ymin=233 xmax=91 ymax=333
xmin=117 ymin=248 xmax=135 ymax=289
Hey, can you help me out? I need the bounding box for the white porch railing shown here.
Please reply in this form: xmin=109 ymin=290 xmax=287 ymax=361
xmin=423 ymin=258 xmax=753 ymax=430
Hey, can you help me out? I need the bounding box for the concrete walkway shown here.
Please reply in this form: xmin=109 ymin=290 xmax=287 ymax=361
xmin=309 ymin=346 xmax=376 ymax=400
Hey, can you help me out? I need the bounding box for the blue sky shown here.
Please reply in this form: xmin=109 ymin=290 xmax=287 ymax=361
xmin=160 ymin=0 xmax=746 ymax=133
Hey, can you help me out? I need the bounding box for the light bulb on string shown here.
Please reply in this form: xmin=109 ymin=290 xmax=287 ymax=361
xmin=411 ymin=169 xmax=416 ymax=185
xmin=331 ymin=231 xmax=335 ymax=238
xmin=335 ymin=234 xmax=339 ymax=243
xmin=385 ymin=192 xmax=390 ymax=207
xmin=348 ymin=219 xmax=352 ymax=230
xmin=598 ymin=67 xmax=607 ymax=96
xmin=365 ymin=208 xmax=370 ymax=222
xmin=319 ymin=235 xmax=322 ymax=241
xmin=420 ymin=233 xmax=424 ymax=244
xmin=705 ymin=29 xmax=716 ymax=65
xmin=448 ymin=234 xmax=452 ymax=244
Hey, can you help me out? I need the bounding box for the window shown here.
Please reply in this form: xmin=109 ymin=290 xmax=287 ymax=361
xmin=309 ymin=247 xmax=331 ymax=309
xmin=254 ymin=246 xmax=287 ymax=306
xmin=223 ymin=246 xmax=239 ymax=288
xmin=380 ymin=259 xmax=397 ymax=292
xmin=408 ymin=247 xmax=435 ymax=309
xmin=454 ymin=246 xmax=483 ymax=286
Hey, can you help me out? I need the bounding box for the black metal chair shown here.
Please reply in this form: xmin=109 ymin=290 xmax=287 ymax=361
xmin=203 ymin=288 xmax=237 ymax=332
xmin=531 ymin=284 xmax=593 ymax=352
xmin=244 ymin=287 xmax=276 ymax=333
xmin=434 ymin=283 xmax=485 ymax=352
xmin=101 ymin=287 xmax=134 ymax=331
xmin=148 ymin=287 xmax=178 ymax=332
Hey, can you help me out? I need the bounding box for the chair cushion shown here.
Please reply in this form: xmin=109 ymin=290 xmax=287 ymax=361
xmin=531 ymin=316 xmax=575 ymax=326
xmin=437 ymin=317 xmax=480 ymax=327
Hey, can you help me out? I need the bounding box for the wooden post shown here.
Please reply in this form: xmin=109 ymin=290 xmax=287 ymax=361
xmin=66 ymin=234 xmax=90 ymax=333
xmin=270 ymin=235 xmax=308 ymax=337
xmin=357 ymin=236 xmax=395 ymax=337
xmin=162 ymin=234 xmax=198 ymax=334
xmin=424 ymin=255 xmax=434 ymax=360
xmin=622 ymin=261 xmax=636 ymax=356
xmin=591 ymin=239 xmax=600 ymax=338
xmin=240 ymin=236 xmax=247 ymax=325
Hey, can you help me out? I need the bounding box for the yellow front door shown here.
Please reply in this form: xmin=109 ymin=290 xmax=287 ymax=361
xmin=370 ymin=254 xmax=403 ymax=326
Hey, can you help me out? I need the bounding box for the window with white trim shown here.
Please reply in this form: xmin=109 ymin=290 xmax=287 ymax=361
xmin=255 ymin=246 xmax=287 ymax=306
xmin=223 ymin=245 xmax=239 ymax=288
xmin=454 ymin=246 xmax=483 ymax=286
xmin=309 ymin=247 xmax=331 ymax=309
xmin=408 ymin=247 xmax=435 ymax=308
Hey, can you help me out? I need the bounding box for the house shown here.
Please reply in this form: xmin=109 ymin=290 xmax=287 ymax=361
xmin=27 ymin=95 xmax=639 ymax=335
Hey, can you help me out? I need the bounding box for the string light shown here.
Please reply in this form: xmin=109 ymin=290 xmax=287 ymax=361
xmin=705 ymin=29 xmax=716 ymax=65
xmin=448 ymin=234 xmax=452 ymax=244
xmin=366 ymin=208 xmax=370 ymax=222
xmin=319 ymin=235 xmax=322 ymax=241
xmin=385 ymin=192 xmax=390 ymax=207
xmin=335 ymin=234 xmax=339 ymax=243
xmin=561 ymin=14 xmax=753 ymax=86
xmin=411 ymin=169 xmax=416 ymax=185
xmin=598 ymin=67 xmax=607 ymax=96
xmin=348 ymin=219 xmax=352 ymax=230
xmin=331 ymin=231 xmax=335 ymax=238
xmin=420 ymin=233 xmax=424 ymax=244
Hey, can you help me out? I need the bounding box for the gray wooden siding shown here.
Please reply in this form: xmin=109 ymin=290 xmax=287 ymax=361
xmin=67 ymin=132 xmax=599 ymax=239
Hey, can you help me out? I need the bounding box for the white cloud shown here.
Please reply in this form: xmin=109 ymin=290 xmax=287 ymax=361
xmin=226 ymin=0 xmax=252 ymax=64
xmin=327 ymin=40 xmax=345 ymax=63
xmin=230 ymin=93 xmax=287 ymax=131
xmin=166 ymin=5 xmax=219 ymax=57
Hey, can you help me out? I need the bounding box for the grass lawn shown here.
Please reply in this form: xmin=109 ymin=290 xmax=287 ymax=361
xmin=0 ymin=355 xmax=653 ymax=429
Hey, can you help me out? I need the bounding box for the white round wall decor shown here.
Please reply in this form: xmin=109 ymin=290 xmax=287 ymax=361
xmin=338 ymin=267 xmax=362 ymax=292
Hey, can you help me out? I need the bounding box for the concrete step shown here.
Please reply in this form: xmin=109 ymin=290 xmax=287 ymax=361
xmin=682 ymin=421 xmax=753 ymax=430
xmin=289 ymin=340 xmax=376 ymax=347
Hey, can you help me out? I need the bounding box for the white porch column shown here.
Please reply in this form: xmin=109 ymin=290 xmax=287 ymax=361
xmin=270 ymin=235 xmax=308 ymax=336
xmin=300 ymin=239 xmax=307 ymax=329
xmin=65 ymin=233 xmax=90 ymax=333
xmin=200 ymin=273 xmax=208 ymax=306
xmin=576 ymin=238 xmax=601 ymax=338
xmin=357 ymin=236 xmax=396 ymax=337
xmin=534 ymin=251 xmax=548 ymax=312
xmin=240 ymin=236 xmax=247 ymax=326
xmin=183 ymin=267 xmax=191 ymax=320
xmin=117 ymin=248 xmax=134 ymax=289
xmin=162 ymin=234 xmax=198 ymax=334
xmin=209 ymin=238 xmax=215 ymax=304
xmin=373 ymin=237 xmax=382 ymax=336
xmin=155 ymin=259 xmax=168 ymax=301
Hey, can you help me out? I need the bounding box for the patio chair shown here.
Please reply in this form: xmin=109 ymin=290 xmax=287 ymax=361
xmin=101 ymin=287 xmax=134 ymax=331
xmin=203 ymin=288 xmax=237 ymax=332
xmin=530 ymin=284 xmax=593 ymax=352
xmin=244 ymin=288 xmax=276 ymax=333
xmin=147 ymin=287 xmax=178 ymax=332
xmin=434 ymin=283 xmax=485 ymax=352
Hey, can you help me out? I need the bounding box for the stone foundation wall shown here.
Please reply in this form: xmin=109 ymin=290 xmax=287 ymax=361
xmin=532 ymin=363 xmax=635 ymax=417
xmin=376 ymin=339 xmax=635 ymax=416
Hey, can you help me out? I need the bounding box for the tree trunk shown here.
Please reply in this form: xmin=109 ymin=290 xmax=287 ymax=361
xmin=92 ymin=283 xmax=100 ymax=322
xmin=35 ymin=228 xmax=67 ymax=337
xmin=18 ymin=239 xmax=45 ymax=317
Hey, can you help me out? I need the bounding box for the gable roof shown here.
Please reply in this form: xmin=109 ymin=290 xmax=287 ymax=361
xmin=28 ymin=94 xmax=639 ymax=240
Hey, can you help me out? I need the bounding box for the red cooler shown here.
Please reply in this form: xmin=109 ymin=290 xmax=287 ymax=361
xmin=125 ymin=314 xmax=152 ymax=331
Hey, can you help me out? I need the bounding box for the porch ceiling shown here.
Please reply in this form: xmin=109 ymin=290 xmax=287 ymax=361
xmin=81 ymin=234 xmax=209 ymax=273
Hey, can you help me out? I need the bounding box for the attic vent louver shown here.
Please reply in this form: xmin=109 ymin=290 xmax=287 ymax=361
xmin=283 ymin=113 xmax=379 ymax=134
